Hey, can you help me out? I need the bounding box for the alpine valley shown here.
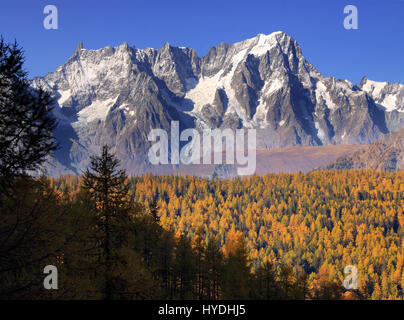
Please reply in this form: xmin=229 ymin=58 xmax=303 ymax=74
xmin=32 ymin=31 xmax=404 ymax=176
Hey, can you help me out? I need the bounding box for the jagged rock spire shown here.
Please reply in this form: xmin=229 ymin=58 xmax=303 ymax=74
xmin=72 ymin=42 xmax=83 ymax=56
xmin=66 ymin=42 xmax=84 ymax=62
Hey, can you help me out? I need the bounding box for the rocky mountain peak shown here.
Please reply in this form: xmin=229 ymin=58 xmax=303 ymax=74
xmin=31 ymin=31 xmax=404 ymax=176
xmin=360 ymin=77 xmax=404 ymax=114
xmin=75 ymin=41 xmax=83 ymax=52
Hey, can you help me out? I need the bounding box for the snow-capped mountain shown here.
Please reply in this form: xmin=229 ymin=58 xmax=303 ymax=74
xmin=32 ymin=31 xmax=404 ymax=176
xmin=360 ymin=77 xmax=404 ymax=113
xmin=359 ymin=77 xmax=404 ymax=133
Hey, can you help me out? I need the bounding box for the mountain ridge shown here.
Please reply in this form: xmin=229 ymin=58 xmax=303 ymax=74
xmin=324 ymin=128 xmax=404 ymax=171
xmin=31 ymin=31 xmax=404 ymax=176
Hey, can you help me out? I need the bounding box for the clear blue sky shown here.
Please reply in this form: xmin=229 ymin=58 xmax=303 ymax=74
xmin=0 ymin=0 xmax=403 ymax=84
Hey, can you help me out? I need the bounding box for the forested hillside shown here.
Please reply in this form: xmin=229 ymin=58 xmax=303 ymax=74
xmin=50 ymin=170 xmax=404 ymax=299
xmin=325 ymin=128 xmax=404 ymax=171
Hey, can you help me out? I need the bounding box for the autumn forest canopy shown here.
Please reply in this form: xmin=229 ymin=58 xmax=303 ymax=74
xmin=44 ymin=169 xmax=403 ymax=300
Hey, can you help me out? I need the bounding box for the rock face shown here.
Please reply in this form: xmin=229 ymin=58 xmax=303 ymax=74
xmin=325 ymin=128 xmax=404 ymax=171
xmin=359 ymin=77 xmax=404 ymax=133
xmin=31 ymin=32 xmax=404 ymax=176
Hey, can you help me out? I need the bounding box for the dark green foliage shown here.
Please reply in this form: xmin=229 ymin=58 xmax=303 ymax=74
xmin=81 ymin=145 xmax=146 ymax=299
xmin=0 ymin=38 xmax=57 ymax=178
xmin=0 ymin=177 xmax=73 ymax=299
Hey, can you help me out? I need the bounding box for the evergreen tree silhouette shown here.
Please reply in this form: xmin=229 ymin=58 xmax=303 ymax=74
xmin=0 ymin=37 xmax=57 ymax=179
xmin=82 ymin=145 xmax=134 ymax=299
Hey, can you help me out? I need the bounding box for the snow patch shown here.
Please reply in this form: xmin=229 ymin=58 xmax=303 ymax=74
xmin=263 ymin=78 xmax=283 ymax=96
xmin=58 ymin=89 xmax=71 ymax=106
xmin=184 ymin=45 xmax=250 ymax=123
xmin=362 ymin=79 xmax=404 ymax=112
xmin=249 ymin=33 xmax=278 ymax=57
xmin=315 ymin=81 xmax=338 ymax=110
xmin=315 ymin=121 xmax=326 ymax=142
xmin=253 ymin=77 xmax=285 ymax=126
xmin=76 ymin=97 xmax=117 ymax=123
xmin=362 ymin=79 xmax=387 ymax=97
xmin=381 ymin=95 xmax=398 ymax=112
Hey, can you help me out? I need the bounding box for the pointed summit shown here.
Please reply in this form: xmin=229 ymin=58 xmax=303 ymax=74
xmin=67 ymin=42 xmax=84 ymax=61
xmin=359 ymin=76 xmax=368 ymax=87
xmin=72 ymin=42 xmax=83 ymax=55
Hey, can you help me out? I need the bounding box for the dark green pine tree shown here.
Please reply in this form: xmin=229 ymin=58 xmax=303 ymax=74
xmin=193 ymin=227 xmax=207 ymax=300
xmin=150 ymin=199 xmax=160 ymax=223
xmin=204 ymin=236 xmax=224 ymax=300
xmin=174 ymin=235 xmax=196 ymax=299
xmin=221 ymin=232 xmax=251 ymax=299
xmin=252 ymin=261 xmax=279 ymax=299
xmin=0 ymin=38 xmax=65 ymax=299
xmin=82 ymin=145 xmax=139 ymax=299
xmin=0 ymin=37 xmax=57 ymax=179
